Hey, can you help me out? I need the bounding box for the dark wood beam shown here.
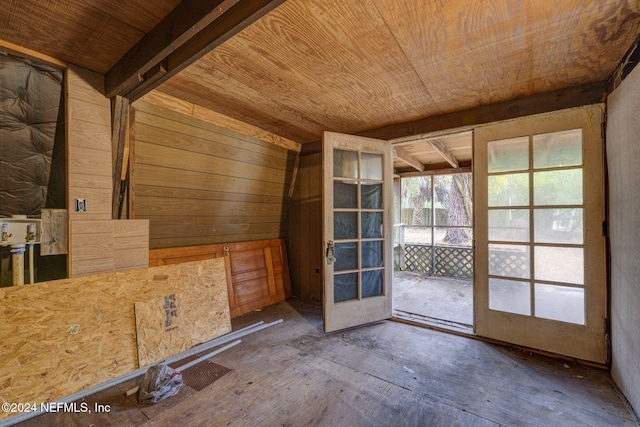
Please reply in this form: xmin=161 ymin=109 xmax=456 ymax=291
xmin=106 ymin=0 xmax=238 ymax=97
xmin=393 ymin=147 xmax=425 ymax=171
xmin=359 ymin=81 xmax=607 ymax=141
xmin=123 ymin=61 xmax=168 ymax=101
xmin=105 ymin=0 xmax=286 ymax=99
xmin=397 ymin=161 xmax=472 ymax=178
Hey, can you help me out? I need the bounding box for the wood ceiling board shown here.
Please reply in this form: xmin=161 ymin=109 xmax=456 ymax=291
xmin=157 ymin=65 xmax=326 ymax=143
xmin=376 ymin=0 xmax=640 ymax=114
xmin=79 ymin=0 xmax=180 ymax=33
xmin=0 ymin=0 xmax=147 ymax=73
xmin=180 ymin=0 xmax=437 ymax=140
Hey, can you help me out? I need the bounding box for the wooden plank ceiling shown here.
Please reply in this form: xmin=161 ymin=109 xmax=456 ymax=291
xmin=1 ymin=0 xmax=639 ymax=170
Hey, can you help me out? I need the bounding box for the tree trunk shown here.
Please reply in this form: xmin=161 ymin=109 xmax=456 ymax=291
xmin=443 ymin=175 xmax=471 ymax=245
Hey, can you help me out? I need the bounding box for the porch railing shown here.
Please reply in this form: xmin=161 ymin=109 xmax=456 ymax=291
xmin=394 ymin=223 xmax=474 ymax=279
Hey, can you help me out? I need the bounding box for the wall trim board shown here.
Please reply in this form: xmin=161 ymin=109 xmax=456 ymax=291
xmin=139 ymin=91 xmax=301 ymax=152
xmin=0 ymin=38 xmax=67 ymax=69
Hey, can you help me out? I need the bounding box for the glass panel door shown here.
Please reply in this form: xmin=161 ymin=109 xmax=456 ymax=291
xmin=323 ymin=132 xmax=392 ymax=332
xmin=474 ymin=105 xmax=607 ymax=363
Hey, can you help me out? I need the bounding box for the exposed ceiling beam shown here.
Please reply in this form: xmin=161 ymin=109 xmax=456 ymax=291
xmin=397 ymin=162 xmax=472 ymax=178
xmin=428 ymin=139 xmax=458 ymax=168
xmin=393 ymin=147 xmax=425 ymax=171
xmin=106 ymin=0 xmax=286 ymax=99
xmin=106 ymin=0 xmax=238 ymax=97
xmin=358 ymin=81 xmax=607 ymax=141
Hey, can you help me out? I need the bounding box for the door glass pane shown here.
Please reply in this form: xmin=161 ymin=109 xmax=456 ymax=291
xmin=535 ymin=284 xmax=584 ymax=324
xmin=361 ymin=152 xmax=383 ymax=180
xmin=533 ymin=129 xmax=582 ymax=169
xmin=334 ymin=181 xmax=358 ymax=208
xmin=434 ymin=174 xmax=473 ymax=227
xmin=362 ymin=269 xmax=383 ymax=298
xmin=488 ymin=173 xmax=529 ymax=207
xmin=489 ymin=209 xmax=530 ymax=242
xmin=334 ymin=149 xmax=358 ymax=178
xmin=361 ymin=212 xmax=382 ymax=238
xmin=335 ymin=242 xmax=358 ymax=271
xmin=487 ymin=137 xmax=529 ymax=172
xmin=489 ymin=278 xmax=531 ymax=315
xmin=434 ymin=227 xmax=473 ymax=247
xmin=362 ymin=240 xmax=383 ymax=268
xmin=533 ymin=169 xmax=582 ymax=205
xmin=535 ymin=246 xmax=584 ymax=285
xmin=334 ymin=212 xmax=357 ymax=240
xmin=534 ymin=208 xmax=583 ymax=244
xmin=334 ymin=273 xmax=358 ymax=302
xmin=362 ymin=183 xmax=382 ymax=209
xmin=489 ymin=244 xmax=530 ymax=279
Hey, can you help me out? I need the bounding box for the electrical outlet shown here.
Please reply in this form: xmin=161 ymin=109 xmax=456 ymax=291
xmin=75 ymin=198 xmax=87 ymax=212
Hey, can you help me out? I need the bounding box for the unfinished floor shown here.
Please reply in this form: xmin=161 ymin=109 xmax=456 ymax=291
xmin=17 ymin=299 xmax=637 ymax=427
xmin=393 ymin=271 xmax=474 ymax=332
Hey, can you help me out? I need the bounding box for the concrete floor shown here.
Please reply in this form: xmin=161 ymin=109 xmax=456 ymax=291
xmin=393 ymin=271 xmax=474 ymax=332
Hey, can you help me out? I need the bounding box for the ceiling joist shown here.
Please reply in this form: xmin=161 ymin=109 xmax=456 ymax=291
xmin=393 ymin=147 xmax=425 ymax=171
xmin=106 ymin=0 xmax=285 ymax=99
xmin=428 ymin=139 xmax=459 ymax=168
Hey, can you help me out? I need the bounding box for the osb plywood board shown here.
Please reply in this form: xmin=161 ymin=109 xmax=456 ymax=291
xmin=135 ymin=287 xmax=229 ymax=367
xmin=0 ymin=258 xmax=229 ymax=421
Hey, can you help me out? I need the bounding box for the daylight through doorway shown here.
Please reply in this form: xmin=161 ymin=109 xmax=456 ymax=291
xmin=393 ymin=173 xmax=474 ymax=333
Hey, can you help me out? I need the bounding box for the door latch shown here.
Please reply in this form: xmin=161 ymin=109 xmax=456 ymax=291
xmin=325 ymin=240 xmax=336 ymax=265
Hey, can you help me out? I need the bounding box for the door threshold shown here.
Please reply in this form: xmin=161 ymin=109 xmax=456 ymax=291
xmin=393 ymin=309 xmax=474 ymax=335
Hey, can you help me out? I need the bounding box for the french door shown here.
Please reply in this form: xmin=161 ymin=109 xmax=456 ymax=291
xmin=474 ymin=105 xmax=607 ymax=363
xmin=322 ymin=131 xmax=393 ymax=332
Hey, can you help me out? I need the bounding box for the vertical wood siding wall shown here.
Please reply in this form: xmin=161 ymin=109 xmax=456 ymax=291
xmin=132 ymin=100 xmax=296 ymax=249
xmin=287 ymin=153 xmax=322 ymax=301
xmin=67 ymin=65 xmax=148 ymax=276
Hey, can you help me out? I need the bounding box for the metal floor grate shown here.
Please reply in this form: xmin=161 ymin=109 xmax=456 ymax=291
xmin=170 ymin=353 xmax=232 ymax=392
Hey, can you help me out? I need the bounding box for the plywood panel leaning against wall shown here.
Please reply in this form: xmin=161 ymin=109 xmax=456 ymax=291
xmin=131 ymin=100 xmax=298 ymax=249
xmin=149 ymin=239 xmax=292 ymax=317
xmin=0 ymin=258 xmax=230 ymax=422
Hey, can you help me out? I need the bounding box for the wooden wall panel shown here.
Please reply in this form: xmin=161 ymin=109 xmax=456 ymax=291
xmin=140 ymin=91 xmax=301 ymax=152
xmin=607 ymin=64 xmax=640 ymax=416
xmin=132 ymin=100 xmax=297 ymax=249
xmin=149 ymin=239 xmax=292 ymax=317
xmin=66 ymin=65 xmax=150 ymax=277
xmin=0 ymin=259 xmax=230 ymax=422
xmin=70 ymin=220 xmax=149 ymax=277
xmin=66 ymin=65 xmax=112 ymax=223
xmin=286 ymin=153 xmax=323 ymax=302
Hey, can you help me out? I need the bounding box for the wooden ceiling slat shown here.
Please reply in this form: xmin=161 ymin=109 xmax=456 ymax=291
xmin=184 ymin=0 xmax=436 ymax=139
xmin=78 ymin=0 xmax=180 ymax=33
xmin=393 ymin=148 xmax=425 ymax=172
xmin=0 ymin=0 xmax=145 ymax=73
